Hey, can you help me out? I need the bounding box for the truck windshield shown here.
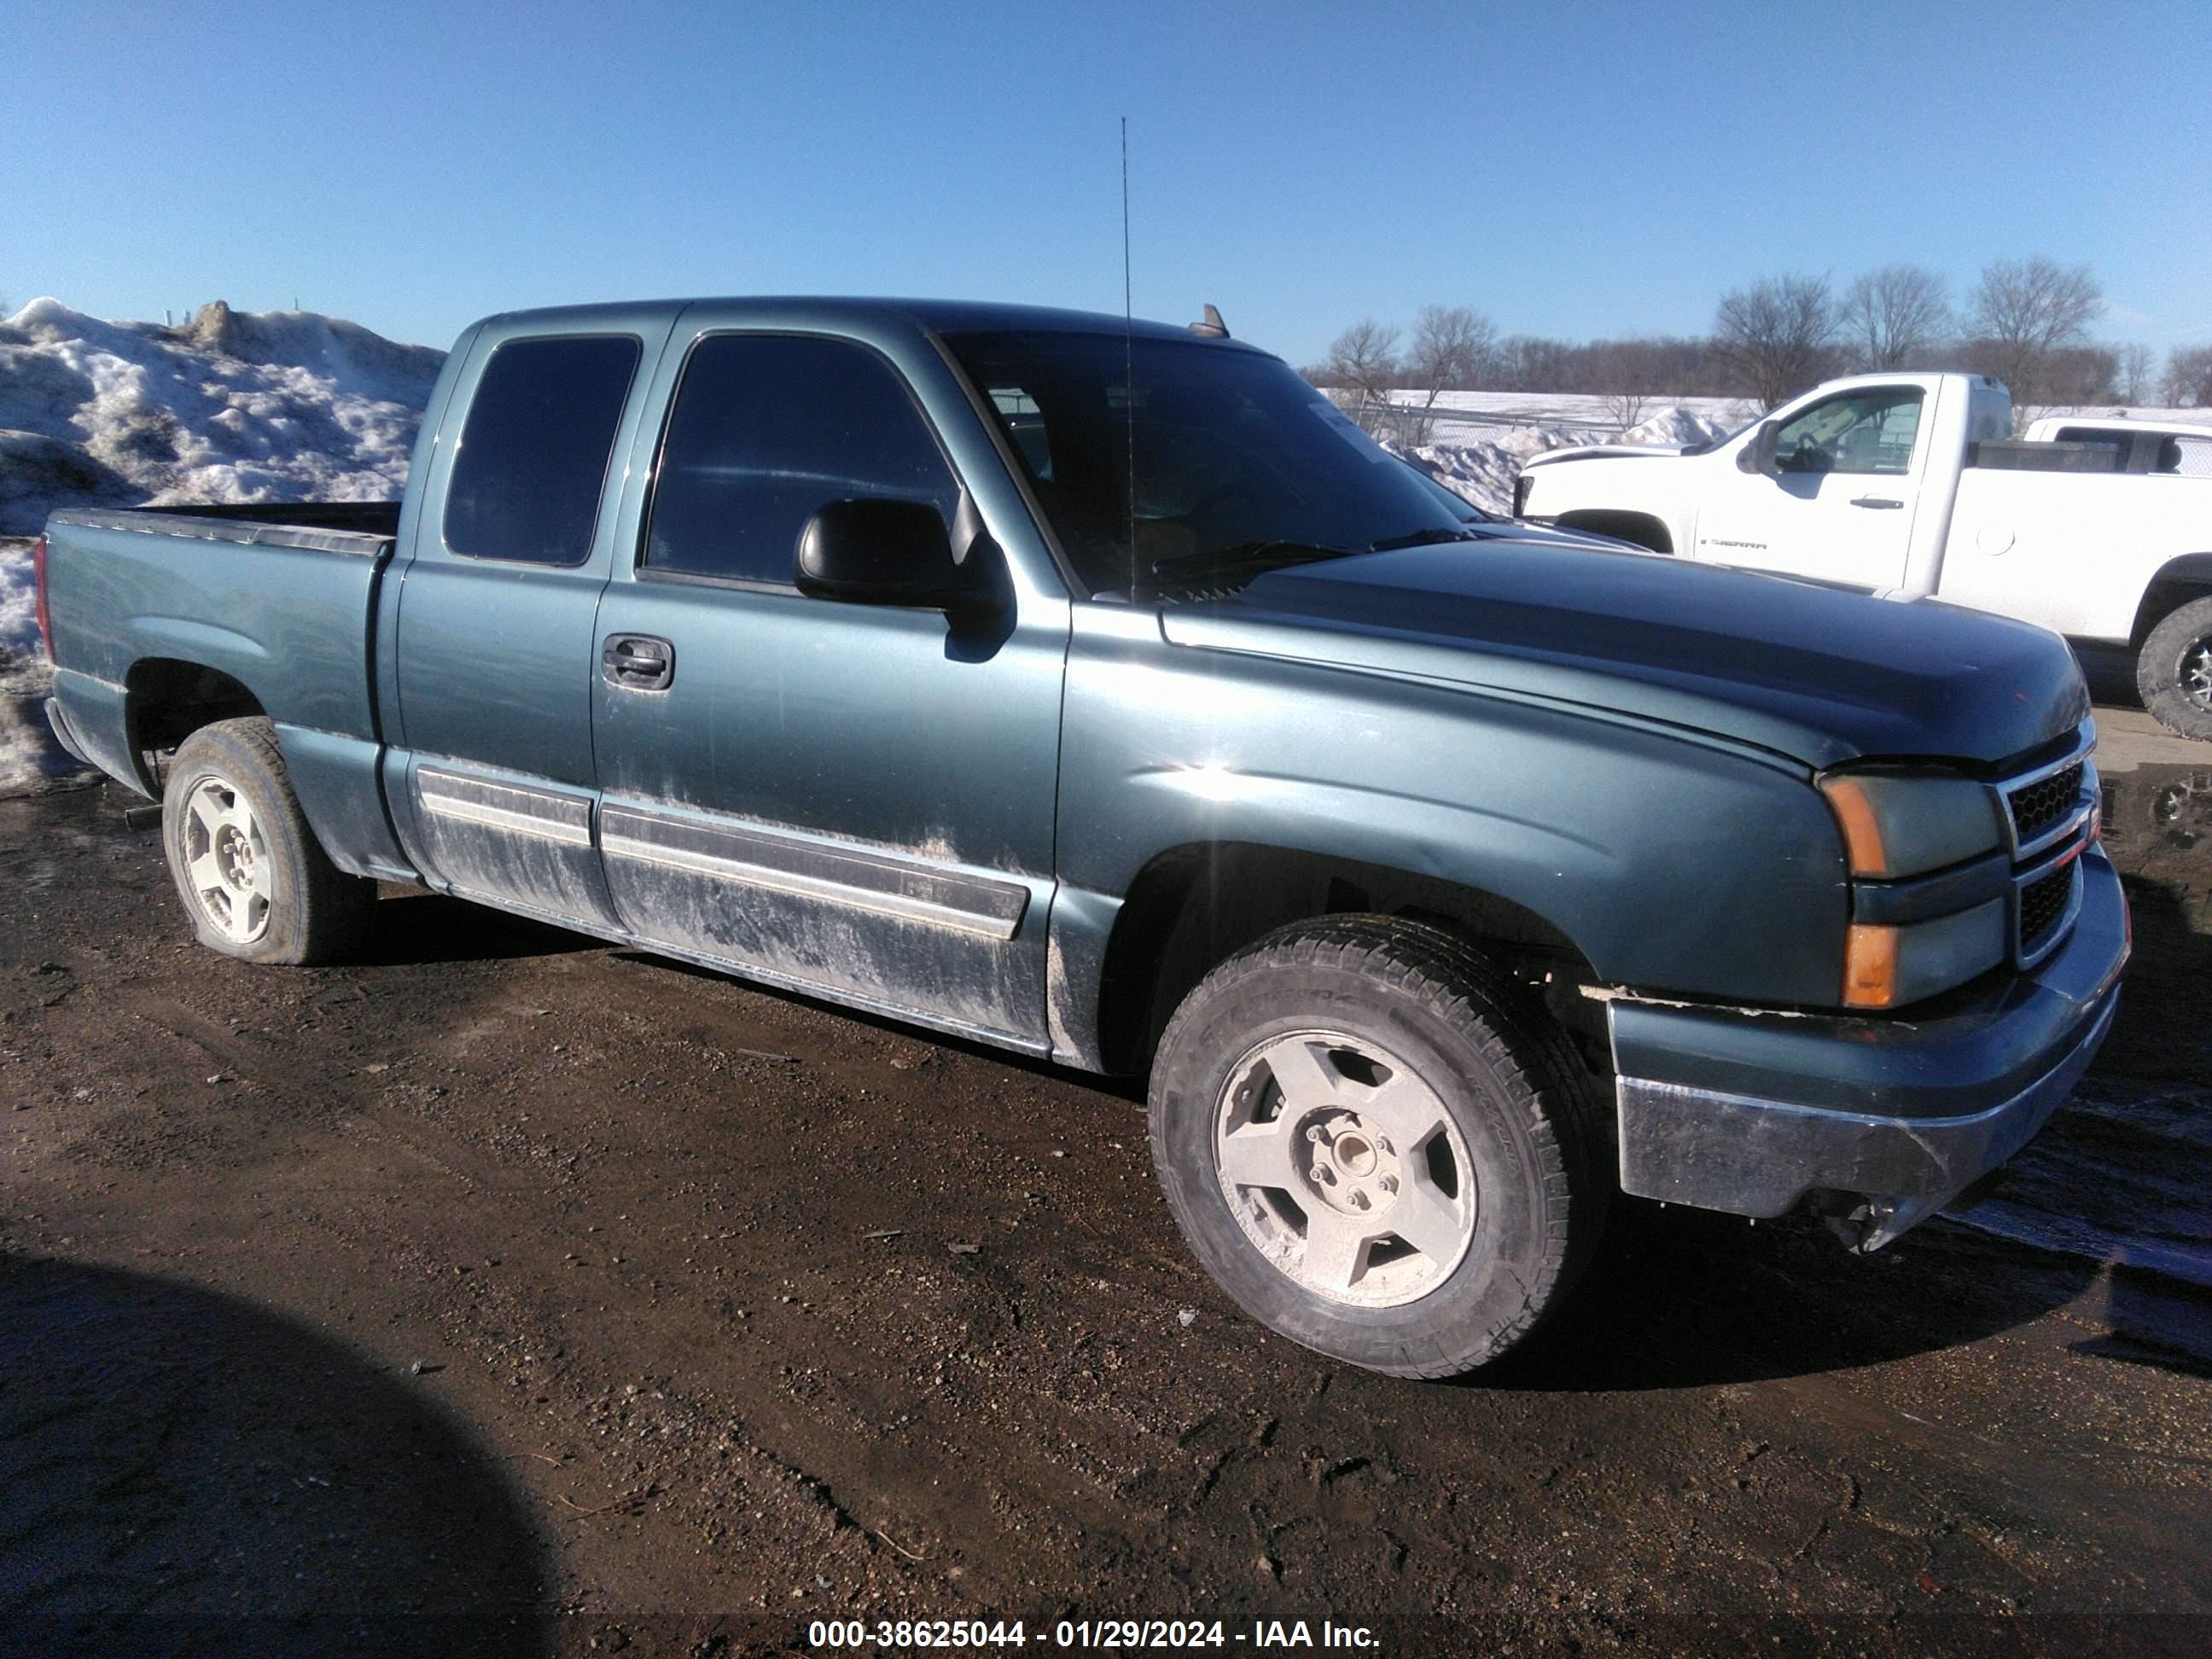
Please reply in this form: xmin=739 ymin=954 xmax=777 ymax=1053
xmin=943 ymin=330 xmax=1467 ymax=597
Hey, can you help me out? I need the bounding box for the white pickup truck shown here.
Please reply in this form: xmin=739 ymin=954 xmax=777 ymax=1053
xmin=1516 ymin=373 xmax=2212 ymax=737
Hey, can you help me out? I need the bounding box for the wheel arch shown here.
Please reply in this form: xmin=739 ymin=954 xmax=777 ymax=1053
xmin=124 ymin=657 xmax=269 ymax=794
xmin=1084 ymin=839 xmax=1606 ymax=1079
xmin=1552 ymin=509 xmax=1674 ymax=554
xmin=2129 ymin=553 xmax=2212 ymax=644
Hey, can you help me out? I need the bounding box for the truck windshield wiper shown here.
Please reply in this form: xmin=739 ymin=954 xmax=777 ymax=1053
xmin=1143 ymin=539 xmax=1354 ymax=586
xmin=1364 ymin=527 xmax=1485 ymax=551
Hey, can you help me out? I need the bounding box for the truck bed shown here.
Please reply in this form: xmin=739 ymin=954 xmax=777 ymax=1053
xmin=40 ymin=502 xmax=404 ymax=819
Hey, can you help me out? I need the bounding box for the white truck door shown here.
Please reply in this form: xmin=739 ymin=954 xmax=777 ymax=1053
xmin=1695 ymin=385 xmax=1928 ymax=590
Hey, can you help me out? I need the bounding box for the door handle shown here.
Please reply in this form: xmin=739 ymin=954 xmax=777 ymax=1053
xmin=602 ymin=635 xmax=674 ymax=690
xmin=1850 ymin=496 xmax=1904 ymax=509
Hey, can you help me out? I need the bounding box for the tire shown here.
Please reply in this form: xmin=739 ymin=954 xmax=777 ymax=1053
xmin=2135 ymin=596 xmax=2212 ymax=742
xmin=160 ymin=717 xmax=374 ymax=965
xmin=1147 ymin=915 xmax=1608 ymax=1378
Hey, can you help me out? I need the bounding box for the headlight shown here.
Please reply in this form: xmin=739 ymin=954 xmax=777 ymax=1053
xmin=1818 ymin=771 xmax=2002 ymax=880
xmin=1821 ymin=771 xmax=2008 ymax=1008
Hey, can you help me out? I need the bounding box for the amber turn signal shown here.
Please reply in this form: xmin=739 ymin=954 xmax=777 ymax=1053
xmin=1819 ymin=775 xmax=1888 ymax=877
xmin=1843 ymin=923 xmax=1899 ymax=1009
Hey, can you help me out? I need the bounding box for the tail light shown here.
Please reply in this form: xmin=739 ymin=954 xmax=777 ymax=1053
xmin=32 ymin=534 xmax=55 ymax=662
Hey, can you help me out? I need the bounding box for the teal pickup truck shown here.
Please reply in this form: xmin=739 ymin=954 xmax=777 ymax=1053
xmin=34 ymin=298 xmax=2127 ymax=1377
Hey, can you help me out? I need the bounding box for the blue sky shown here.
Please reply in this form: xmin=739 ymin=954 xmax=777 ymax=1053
xmin=10 ymin=0 xmax=2208 ymax=364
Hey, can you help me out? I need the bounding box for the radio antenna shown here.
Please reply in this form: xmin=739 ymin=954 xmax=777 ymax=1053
xmin=1121 ymin=115 xmax=1137 ymax=598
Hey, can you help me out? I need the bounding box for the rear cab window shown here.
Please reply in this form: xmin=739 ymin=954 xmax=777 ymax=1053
xmin=444 ymin=335 xmax=643 ymax=564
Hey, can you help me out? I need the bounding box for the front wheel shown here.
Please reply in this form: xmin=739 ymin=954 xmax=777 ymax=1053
xmin=160 ymin=717 xmax=374 ymax=965
xmin=2136 ymin=596 xmax=2212 ymax=742
xmin=1148 ymin=917 xmax=1608 ymax=1377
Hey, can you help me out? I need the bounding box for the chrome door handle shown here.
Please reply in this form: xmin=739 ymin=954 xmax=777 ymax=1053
xmin=1850 ymin=496 xmax=1904 ymax=509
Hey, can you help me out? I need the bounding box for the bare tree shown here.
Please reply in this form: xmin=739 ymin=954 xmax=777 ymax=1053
xmin=1714 ymin=274 xmax=1838 ymax=409
xmin=1399 ymin=305 xmax=1496 ymax=442
xmin=1839 ymin=265 xmax=1950 ymax=371
xmin=1407 ymin=306 xmax=1495 ymax=397
xmin=2163 ymin=346 xmax=2212 ymax=408
xmin=1965 ymin=256 xmax=2103 ymax=410
xmin=2116 ymin=343 xmax=2156 ymax=405
xmin=1585 ymin=338 xmax=1674 ymax=427
xmin=1322 ymin=319 xmax=1402 ymax=434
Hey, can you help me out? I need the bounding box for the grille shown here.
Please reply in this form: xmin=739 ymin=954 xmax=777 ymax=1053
xmin=2019 ymin=864 xmax=2075 ymax=950
xmin=2009 ymin=761 xmax=2084 ymax=845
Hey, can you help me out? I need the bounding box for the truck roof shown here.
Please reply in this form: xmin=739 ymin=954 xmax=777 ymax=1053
xmin=470 ymin=295 xmax=1256 ymax=349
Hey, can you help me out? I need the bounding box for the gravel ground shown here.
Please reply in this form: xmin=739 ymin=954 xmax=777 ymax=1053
xmin=3 ymin=742 xmax=2209 ymax=1657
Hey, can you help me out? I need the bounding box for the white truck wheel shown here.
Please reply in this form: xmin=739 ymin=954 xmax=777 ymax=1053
xmin=2136 ymin=597 xmax=2212 ymax=742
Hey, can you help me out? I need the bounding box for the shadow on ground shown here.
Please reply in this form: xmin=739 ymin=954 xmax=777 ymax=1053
xmin=361 ymin=889 xmax=600 ymax=969
xmin=1472 ymin=1199 xmax=2097 ymax=1392
xmin=0 ymin=1254 xmax=550 ymax=1657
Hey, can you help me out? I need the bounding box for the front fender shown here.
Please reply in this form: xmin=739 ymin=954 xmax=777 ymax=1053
xmin=1051 ymin=610 xmax=1851 ymax=1061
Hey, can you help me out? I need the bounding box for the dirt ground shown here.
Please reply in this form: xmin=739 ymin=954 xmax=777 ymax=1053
xmin=3 ymin=724 xmax=2211 ymax=1656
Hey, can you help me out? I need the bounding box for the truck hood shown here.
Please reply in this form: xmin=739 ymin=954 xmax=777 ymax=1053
xmin=1519 ymin=442 xmax=1700 ymax=467
xmin=1159 ymin=542 xmax=2089 ymax=770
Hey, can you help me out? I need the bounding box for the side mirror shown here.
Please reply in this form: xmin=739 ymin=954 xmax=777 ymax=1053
xmin=794 ymin=498 xmax=988 ymax=612
xmin=1738 ymin=421 xmax=1781 ymax=476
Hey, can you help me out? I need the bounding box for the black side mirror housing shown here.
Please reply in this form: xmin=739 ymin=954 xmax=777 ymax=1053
xmin=1738 ymin=421 xmax=1781 ymax=476
xmin=795 ymin=498 xmax=987 ymax=612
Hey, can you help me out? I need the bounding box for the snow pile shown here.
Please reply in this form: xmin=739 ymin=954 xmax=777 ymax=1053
xmin=1388 ymin=404 xmax=1738 ymax=515
xmin=0 ymin=297 xmax=444 ymax=536
xmin=0 ymin=537 xmax=71 ymax=795
xmin=0 ymin=299 xmax=444 ymax=794
xmin=1620 ymin=406 xmax=1735 ymax=449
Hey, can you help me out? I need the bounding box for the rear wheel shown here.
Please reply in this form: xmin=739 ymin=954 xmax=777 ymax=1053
xmin=160 ymin=718 xmax=374 ymax=965
xmin=2136 ymin=596 xmax=2212 ymax=742
xmin=1148 ymin=916 xmax=1608 ymax=1377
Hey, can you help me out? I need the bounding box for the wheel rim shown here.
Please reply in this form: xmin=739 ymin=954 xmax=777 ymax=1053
xmin=181 ymin=776 xmax=273 ymax=945
xmin=2183 ymin=639 xmax=2212 ymax=711
xmin=1213 ymin=1029 xmax=1476 ymax=1308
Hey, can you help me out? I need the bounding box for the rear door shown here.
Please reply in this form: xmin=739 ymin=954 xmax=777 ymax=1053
xmin=385 ymin=311 xmax=674 ymax=924
xmin=1695 ymin=385 xmax=1928 ymax=589
xmin=587 ymin=320 xmax=1068 ymax=1045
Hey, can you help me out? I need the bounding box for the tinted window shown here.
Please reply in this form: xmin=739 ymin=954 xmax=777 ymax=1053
xmin=2054 ymin=428 xmax=2210 ymax=476
xmin=1773 ymin=387 xmax=1923 ymax=475
xmin=444 ymin=335 xmax=641 ymax=565
xmin=644 ymin=335 xmax=961 ymax=584
xmin=944 ymin=330 xmax=1464 ymax=597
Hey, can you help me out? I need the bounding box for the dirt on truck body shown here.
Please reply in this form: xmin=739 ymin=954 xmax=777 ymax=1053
xmin=2 ymin=749 xmax=2209 ymax=1655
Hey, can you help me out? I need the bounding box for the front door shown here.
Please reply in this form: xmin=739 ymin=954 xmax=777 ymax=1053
xmin=588 ymin=328 xmax=1066 ymax=1045
xmin=1697 ymin=385 xmax=1926 ymax=590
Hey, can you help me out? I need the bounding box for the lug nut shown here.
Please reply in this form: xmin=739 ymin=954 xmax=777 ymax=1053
xmin=1377 ymin=1174 xmax=1399 ymax=1195
xmin=1348 ymin=1190 xmax=1371 ymax=1210
xmin=1313 ymin=1165 xmax=1336 ymax=1185
xmin=1374 ymin=1136 xmax=1392 ymax=1155
xmin=1307 ymin=1126 xmax=1326 ymax=1143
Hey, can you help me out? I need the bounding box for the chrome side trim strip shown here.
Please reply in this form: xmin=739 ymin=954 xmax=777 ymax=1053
xmin=416 ymin=768 xmax=594 ymax=847
xmin=599 ymin=806 xmax=1028 ymax=941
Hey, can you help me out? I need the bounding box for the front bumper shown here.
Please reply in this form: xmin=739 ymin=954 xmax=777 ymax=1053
xmin=1609 ymin=847 xmax=2129 ymax=1250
